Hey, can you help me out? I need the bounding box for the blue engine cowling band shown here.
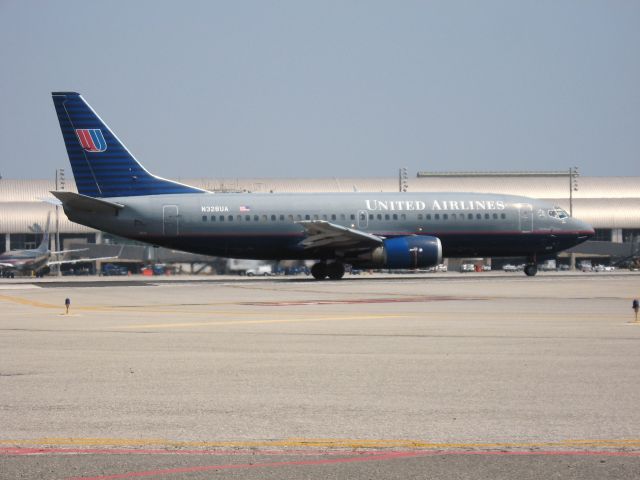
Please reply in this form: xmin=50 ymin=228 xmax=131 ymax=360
xmin=383 ymin=235 xmax=442 ymax=269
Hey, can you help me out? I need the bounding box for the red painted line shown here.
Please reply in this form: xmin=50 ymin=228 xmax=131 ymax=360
xmin=62 ymin=450 xmax=640 ymax=480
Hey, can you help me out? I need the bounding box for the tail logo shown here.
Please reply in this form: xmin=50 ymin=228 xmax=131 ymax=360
xmin=75 ymin=129 xmax=107 ymax=152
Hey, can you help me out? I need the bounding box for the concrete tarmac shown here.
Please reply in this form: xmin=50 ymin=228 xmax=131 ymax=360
xmin=1 ymin=273 xmax=640 ymax=479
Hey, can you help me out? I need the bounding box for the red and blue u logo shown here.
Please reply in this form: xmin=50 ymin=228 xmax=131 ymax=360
xmin=75 ymin=129 xmax=107 ymax=152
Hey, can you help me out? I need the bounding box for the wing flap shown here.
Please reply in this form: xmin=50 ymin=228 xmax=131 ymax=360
xmin=297 ymin=220 xmax=383 ymax=250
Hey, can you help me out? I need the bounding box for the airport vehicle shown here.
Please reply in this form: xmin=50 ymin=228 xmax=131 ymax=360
xmin=245 ymin=265 xmax=273 ymax=276
xmin=0 ymin=213 xmax=119 ymax=277
xmin=50 ymin=92 xmax=594 ymax=280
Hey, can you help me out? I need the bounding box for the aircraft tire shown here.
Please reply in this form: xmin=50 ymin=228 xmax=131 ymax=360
xmin=327 ymin=262 xmax=345 ymax=280
xmin=524 ymin=265 xmax=538 ymax=277
xmin=311 ymin=263 xmax=327 ymax=280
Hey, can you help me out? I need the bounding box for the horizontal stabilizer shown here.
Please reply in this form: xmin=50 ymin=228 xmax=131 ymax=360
xmin=51 ymin=191 xmax=124 ymax=215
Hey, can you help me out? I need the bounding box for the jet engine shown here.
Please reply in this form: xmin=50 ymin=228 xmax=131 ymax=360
xmin=362 ymin=235 xmax=442 ymax=269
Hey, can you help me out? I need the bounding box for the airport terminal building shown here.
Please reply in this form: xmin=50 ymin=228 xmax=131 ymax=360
xmin=1 ymin=173 xmax=639 ymax=268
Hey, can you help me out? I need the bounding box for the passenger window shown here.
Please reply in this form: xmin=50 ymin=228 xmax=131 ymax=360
xmin=246 ymin=215 xmax=251 ymax=221
xmin=451 ymin=213 xmax=457 ymax=220
xmin=443 ymin=214 xmax=448 ymax=220
xmin=313 ymin=214 xmax=319 ymax=220
xmin=288 ymin=214 xmax=294 ymax=221
xmin=322 ymin=214 xmax=328 ymax=220
xmin=219 ymin=215 xmax=225 ymax=222
xmin=331 ymin=214 xmax=336 ymax=221
xmin=426 ymin=214 xmax=431 ymax=220
xmin=211 ymin=216 xmax=216 ymax=222
xmin=377 ymin=214 xmax=382 ymax=220
xmin=418 ymin=214 xmax=423 ymax=220
xmin=254 ymin=215 xmax=259 ymax=221
xmin=476 ymin=214 xmax=481 ymax=220
xmin=385 ymin=214 xmax=390 ymax=220
xmin=369 ymin=214 xmax=374 ymax=220
xmin=400 ymin=214 xmax=406 ymax=220
xmin=280 ymin=214 xmax=285 ymax=221
xmin=237 ymin=215 xmax=242 ymax=221
xmin=435 ymin=214 xmax=440 ymax=220
xmin=493 ymin=213 xmax=498 ymax=219
xmin=228 ymin=215 xmax=234 ymax=221
xmin=297 ymin=214 xmax=302 ymax=221
xmin=485 ymin=214 xmax=490 ymax=219
xmin=271 ymin=215 xmax=276 ymax=221
xmin=501 ymin=213 xmax=506 ymax=219
xmin=468 ymin=213 xmax=473 ymax=220
xmin=202 ymin=216 xmax=207 ymax=222
xmin=392 ymin=214 xmax=398 ymax=220
xmin=262 ymin=215 xmax=268 ymax=221
xmin=350 ymin=214 xmax=355 ymax=220
xmin=305 ymin=214 xmax=310 ymax=220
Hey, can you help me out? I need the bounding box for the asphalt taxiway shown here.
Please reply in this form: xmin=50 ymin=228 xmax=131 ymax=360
xmin=1 ymin=273 xmax=639 ymax=479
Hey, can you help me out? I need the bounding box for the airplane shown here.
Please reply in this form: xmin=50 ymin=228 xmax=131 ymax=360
xmin=0 ymin=212 xmax=120 ymax=278
xmin=50 ymin=92 xmax=594 ymax=279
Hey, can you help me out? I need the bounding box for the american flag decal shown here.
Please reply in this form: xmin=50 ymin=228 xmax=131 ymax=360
xmin=75 ymin=129 xmax=107 ymax=152
xmin=239 ymin=205 xmax=251 ymax=212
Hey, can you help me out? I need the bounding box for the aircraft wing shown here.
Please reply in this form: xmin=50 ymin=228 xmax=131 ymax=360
xmin=297 ymin=220 xmax=384 ymax=249
xmin=51 ymin=248 xmax=89 ymax=255
xmin=47 ymin=255 xmax=120 ymax=266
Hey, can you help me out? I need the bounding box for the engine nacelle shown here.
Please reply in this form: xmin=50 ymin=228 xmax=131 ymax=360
xmin=366 ymin=235 xmax=442 ymax=269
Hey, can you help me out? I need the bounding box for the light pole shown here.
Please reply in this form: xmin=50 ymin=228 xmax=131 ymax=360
xmin=55 ymin=168 xmax=65 ymax=276
xmin=569 ymin=167 xmax=579 ymax=216
xmin=399 ymin=167 xmax=408 ymax=192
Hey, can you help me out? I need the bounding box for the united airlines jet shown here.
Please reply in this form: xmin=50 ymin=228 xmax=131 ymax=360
xmin=51 ymin=92 xmax=594 ymax=279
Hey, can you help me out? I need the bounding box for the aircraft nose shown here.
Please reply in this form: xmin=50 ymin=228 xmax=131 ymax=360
xmin=573 ymin=217 xmax=594 ymax=239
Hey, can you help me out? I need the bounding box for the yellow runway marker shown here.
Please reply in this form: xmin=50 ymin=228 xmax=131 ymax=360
xmin=3 ymin=437 xmax=640 ymax=450
xmin=120 ymin=314 xmax=409 ymax=329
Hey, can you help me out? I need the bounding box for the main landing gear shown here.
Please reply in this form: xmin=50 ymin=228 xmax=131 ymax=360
xmin=311 ymin=262 xmax=345 ymax=280
xmin=524 ymin=256 xmax=538 ymax=277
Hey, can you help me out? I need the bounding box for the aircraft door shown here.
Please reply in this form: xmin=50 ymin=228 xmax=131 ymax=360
xmin=357 ymin=210 xmax=368 ymax=229
xmin=163 ymin=205 xmax=179 ymax=236
xmin=518 ymin=204 xmax=533 ymax=233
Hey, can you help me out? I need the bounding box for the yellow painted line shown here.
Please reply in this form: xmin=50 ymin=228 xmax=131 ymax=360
xmin=120 ymin=314 xmax=409 ymax=329
xmin=0 ymin=294 xmax=59 ymax=309
xmin=2 ymin=437 xmax=640 ymax=450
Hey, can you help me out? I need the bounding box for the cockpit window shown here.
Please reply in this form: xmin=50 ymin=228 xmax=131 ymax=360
xmin=548 ymin=206 xmax=568 ymax=220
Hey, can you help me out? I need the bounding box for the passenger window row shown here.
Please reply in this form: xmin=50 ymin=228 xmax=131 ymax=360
xmin=201 ymin=212 xmax=508 ymax=222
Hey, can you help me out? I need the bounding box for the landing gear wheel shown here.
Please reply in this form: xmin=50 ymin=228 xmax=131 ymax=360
xmin=327 ymin=262 xmax=345 ymax=280
xmin=524 ymin=264 xmax=538 ymax=277
xmin=311 ymin=263 xmax=327 ymax=280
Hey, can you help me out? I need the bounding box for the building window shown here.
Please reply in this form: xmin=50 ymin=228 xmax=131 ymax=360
xmin=593 ymin=229 xmax=612 ymax=242
xmin=622 ymin=229 xmax=640 ymax=244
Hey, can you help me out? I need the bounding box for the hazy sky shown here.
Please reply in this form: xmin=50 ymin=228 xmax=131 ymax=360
xmin=1 ymin=0 xmax=638 ymax=180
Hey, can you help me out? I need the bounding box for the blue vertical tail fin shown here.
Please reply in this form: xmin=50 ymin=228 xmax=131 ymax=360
xmin=51 ymin=92 xmax=206 ymax=198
